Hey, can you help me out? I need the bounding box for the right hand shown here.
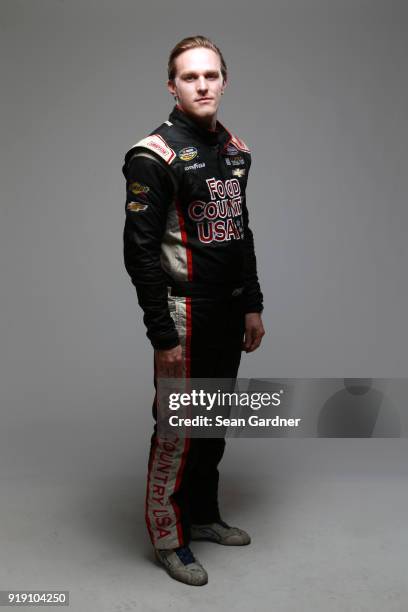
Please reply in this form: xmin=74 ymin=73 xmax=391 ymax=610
xmin=155 ymin=344 xmax=183 ymax=378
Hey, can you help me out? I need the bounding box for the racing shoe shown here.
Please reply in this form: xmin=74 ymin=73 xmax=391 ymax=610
xmin=190 ymin=520 xmax=251 ymax=546
xmin=154 ymin=545 xmax=208 ymax=586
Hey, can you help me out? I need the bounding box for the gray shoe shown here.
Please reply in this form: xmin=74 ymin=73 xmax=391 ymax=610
xmin=190 ymin=520 xmax=251 ymax=546
xmin=155 ymin=545 xmax=208 ymax=586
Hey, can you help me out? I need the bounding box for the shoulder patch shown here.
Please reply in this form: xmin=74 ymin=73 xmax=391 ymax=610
xmin=229 ymin=134 xmax=250 ymax=153
xmin=130 ymin=134 xmax=176 ymax=164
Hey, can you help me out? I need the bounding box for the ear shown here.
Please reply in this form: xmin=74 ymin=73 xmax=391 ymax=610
xmin=167 ymin=80 xmax=176 ymax=97
xmin=221 ymin=76 xmax=228 ymax=94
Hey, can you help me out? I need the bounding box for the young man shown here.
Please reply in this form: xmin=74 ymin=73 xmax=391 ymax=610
xmin=122 ymin=36 xmax=264 ymax=586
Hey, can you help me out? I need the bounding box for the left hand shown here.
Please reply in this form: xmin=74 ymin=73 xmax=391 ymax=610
xmin=243 ymin=312 xmax=265 ymax=353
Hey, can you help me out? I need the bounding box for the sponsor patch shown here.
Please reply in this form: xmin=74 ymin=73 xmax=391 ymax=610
xmin=225 ymin=144 xmax=239 ymax=155
xmin=127 ymin=201 xmax=148 ymax=212
xmin=130 ymin=181 xmax=150 ymax=195
xmin=131 ymin=135 xmax=176 ymax=164
xmin=225 ymin=155 xmax=245 ymax=167
xmin=178 ymin=146 xmax=198 ymax=162
xmin=188 ymin=177 xmax=244 ymax=244
xmin=185 ymin=162 xmax=206 ymax=171
xmin=232 ymin=168 xmax=246 ymax=178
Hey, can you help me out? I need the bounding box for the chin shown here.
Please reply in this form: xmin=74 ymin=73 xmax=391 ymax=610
xmin=195 ymin=105 xmax=216 ymax=117
xmin=188 ymin=108 xmax=212 ymax=120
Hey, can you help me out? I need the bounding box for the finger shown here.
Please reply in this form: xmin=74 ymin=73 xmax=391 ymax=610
xmin=166 ymin=364 xmax=176 ymax=378
xmin=247 ymin=333 xmax=262 ymax=353
xmin=175 ymin=360 xmax=184 ymax=378
xmin=245 ymin=328 xmax=258 ymax=351
xmin=243 ymin=330 xmax=253 ymax=351
xmin=159 ymin=361 xmax=173 ymax=378
xmin=155 ymin=360 xmax=164 ymax=377
xmin=168 ymin=359 xmax=183 ymax=378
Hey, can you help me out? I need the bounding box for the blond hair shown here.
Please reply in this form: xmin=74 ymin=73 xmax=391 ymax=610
xmin=168 ymin=35 xmax=227 ymax=82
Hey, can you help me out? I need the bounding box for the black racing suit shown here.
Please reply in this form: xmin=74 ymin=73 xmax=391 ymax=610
xmin=123 ymin=105 xmax=263 ymax=549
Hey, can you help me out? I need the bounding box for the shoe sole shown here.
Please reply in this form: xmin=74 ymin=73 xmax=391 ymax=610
xmin=191 ymin=535 xmax=251 ymax=546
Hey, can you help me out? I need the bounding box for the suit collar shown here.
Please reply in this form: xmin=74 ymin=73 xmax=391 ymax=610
xmin=169 ymin=105 xmax=231 ymax=149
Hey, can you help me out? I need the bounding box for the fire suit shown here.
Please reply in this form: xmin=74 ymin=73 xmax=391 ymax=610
xmin=123 ymin=105 xmax=263 ymax=549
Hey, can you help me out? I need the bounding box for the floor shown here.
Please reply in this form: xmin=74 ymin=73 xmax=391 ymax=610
xmin=1 ymin=426 xmax=407 ymax=612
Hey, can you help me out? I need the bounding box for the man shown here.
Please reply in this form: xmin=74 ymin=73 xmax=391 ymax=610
xmin=122 ymin=35 xmax=264 ymax=586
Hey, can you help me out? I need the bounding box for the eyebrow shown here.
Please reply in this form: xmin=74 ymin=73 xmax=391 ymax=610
xmin=180 ymin=70 xmax=220 ymax=78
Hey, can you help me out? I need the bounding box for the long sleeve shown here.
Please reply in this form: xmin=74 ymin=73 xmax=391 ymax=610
xmin=242 ymin=156 xmax=264 ymax=313
xmin=123 ymin=153 xmax=179 ymax=350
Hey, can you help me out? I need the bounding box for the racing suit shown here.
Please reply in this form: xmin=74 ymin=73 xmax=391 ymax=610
xmin=123 ymin=105 xmax=263 ymax=549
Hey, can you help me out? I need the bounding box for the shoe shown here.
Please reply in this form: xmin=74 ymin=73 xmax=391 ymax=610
xmin=154 ymin=545 xmax=208 ymax=586
xmin=190 ymin=520 xmax=251 ymax=546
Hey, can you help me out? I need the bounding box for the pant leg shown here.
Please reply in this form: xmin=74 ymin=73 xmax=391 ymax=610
xmin=145 ymin=294 xmax=195 ymax=549
xmin=187 ymin=294 xmax=245 ymax=525
xmin=145 ymin=292 xmax=245 ymax=548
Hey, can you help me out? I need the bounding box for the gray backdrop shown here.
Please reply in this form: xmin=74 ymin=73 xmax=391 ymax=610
xmin=1 ymin=1 xmax=407 ymax=610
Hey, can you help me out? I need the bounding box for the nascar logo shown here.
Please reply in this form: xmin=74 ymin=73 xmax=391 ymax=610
xmin=178 ymin=146 xmax=198 ymax=162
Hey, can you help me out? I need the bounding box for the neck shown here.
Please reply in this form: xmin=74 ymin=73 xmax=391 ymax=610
xmin=198 ymin=114 xmax=217 ymax=131
xmin=176 ymin=104 xmax=217 ymax=131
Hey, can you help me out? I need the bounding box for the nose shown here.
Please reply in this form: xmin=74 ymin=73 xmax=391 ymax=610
xmin=196 ymin=76 xmax=208 ymax=93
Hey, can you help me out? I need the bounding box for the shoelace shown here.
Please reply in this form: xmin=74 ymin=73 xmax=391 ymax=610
xmin=216 ymin=520 xmax=231 ymax=529
xmin=175 ymin=546 xmax=196 ymax=565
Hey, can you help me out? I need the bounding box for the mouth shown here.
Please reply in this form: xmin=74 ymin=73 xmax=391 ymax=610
xmin=196 ymin=98 xmax=213 ymax=103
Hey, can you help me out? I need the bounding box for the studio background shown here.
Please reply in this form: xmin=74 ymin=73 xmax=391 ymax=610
xmin=1 ymin=1 xmax=407 ymax=610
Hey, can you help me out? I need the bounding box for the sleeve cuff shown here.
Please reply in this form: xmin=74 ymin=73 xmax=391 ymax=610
xmin=150 ymin=333 xmax=180 ymax=350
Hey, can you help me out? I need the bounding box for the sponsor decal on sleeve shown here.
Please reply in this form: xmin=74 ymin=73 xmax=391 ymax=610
xmin=129 ymin=181 xmax=150 ymax=195
xmin=127 ymin=201 xmax=149 ymax=212
xmin=131 ymin=135 xmax=176 ymax=164
xmin=225 ymin=144 xmax=239 ymax=155
xmin=225 ymin=155 xmax=245 ymax=167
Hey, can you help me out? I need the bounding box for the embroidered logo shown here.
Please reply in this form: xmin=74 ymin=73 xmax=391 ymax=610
xmin=130 ymin=182 xmax=150 ymax=195
xmin=225 ymin=144 xmax=239 ymax=155
xmin=132 ymin=135 xmax=176 ymax=164
xmin=178 ymin=146 xmax=198 ymax=162
xmin=184 ymin=162 xmax=206 ymax=171
xmin=127 ymin=201 xmax=148 ymax=212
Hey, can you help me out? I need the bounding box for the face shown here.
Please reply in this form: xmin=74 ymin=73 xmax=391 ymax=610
xmin=168 ymin=47 xmax=227 ymax=126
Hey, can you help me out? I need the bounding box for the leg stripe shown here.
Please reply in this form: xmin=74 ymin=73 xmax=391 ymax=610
xmin=145 ymin=296 xmax=193 ymax=549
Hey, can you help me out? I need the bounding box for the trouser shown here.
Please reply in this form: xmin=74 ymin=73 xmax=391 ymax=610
xmin=145 ymin=291 xmax=245 ymax=549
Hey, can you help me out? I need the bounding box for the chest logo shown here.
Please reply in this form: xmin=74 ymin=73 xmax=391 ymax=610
xmin=187 ymin=177 xmax=244 ymax=244
xmin=178 ymin=146 xmax=198 ymax=161
xmin=184 ymin=161 xmax=206 ymax=171
xmin=232 ymin=168 xmax=246 ymax=178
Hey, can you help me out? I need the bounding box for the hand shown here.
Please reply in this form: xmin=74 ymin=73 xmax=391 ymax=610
xmin=155 ymin=344 xmax=183 ymax=377
xmin=243 ymin=312 xmax=265 ymax=353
